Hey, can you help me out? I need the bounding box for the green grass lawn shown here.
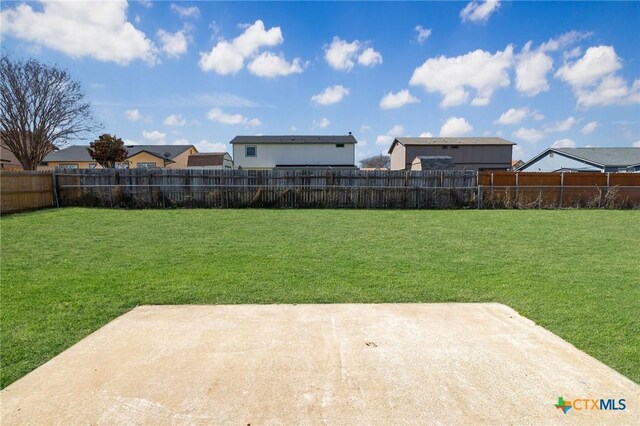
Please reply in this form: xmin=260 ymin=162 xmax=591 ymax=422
xmin=1 ymin=208 xmax=639 ymax=387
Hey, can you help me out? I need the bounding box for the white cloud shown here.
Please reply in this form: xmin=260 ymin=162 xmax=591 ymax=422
xmin=311 ymin=85 xmax=350 ymax=105
xmin=207 ymin=108 xmax=261 ymax=126
xmin=514 ymin=31 xmax=593 ymax=97
xmin=142 ymin=130 xmax=166 ymax=142
xmin=554 ymin=45 xmax=640 ymax=107
xmin=551 ymin=138 xmax=576 ymax=148
xmin=126 ymin=109 xmax=142 ymax=121
xmin=515 ymin=42 xmax=553 ymax=96
xmin=419 ymin=132 xmax=434 ymax=137
xmin=157 ymin=29 xmax=188 ymax=58
xmin=170 ymin=3 xmax=200 ymax=18
xmin=199 ymin=20 xmax=286 ymax=75
xmin=633 ymin=141 xmax=640 ymax=148
xmin=195 ymin=139 xmax=228 ymax=153
xmin=313 ymin=118 xmax=331 ymax=129
xmin=544 ymin=116 xmax=576 ymax=132
xmin=379 ymin=90 xmax=420 ymax=110
xmin=138 ymin=0 xmax=152 ymax=8
xmin=572 ymin=75 xmax=640 ymax=108
xmin=163 ymin=114 xmax=187 ymax=127
xmin=415 ymin=25 xmax=431 ymax=44
xmin=376 ymin=125 xmax=405 ymax=146
xmin=581 ymin=121 xmax=598 ymax=134
xmin=495 ymin=107 xmax=531 ymax=125
xmin=513 ymin=127 xmax=544 ymax=143
xmin=324 ymin=37 xmax=382 ymax=71
xmin=360 ymin=124 xmax=371 ymax=132
xmin=0 ymin=1 xmax=157 ymax=65
xmin=460 ymin=1 xmax=501 ymax=24
xmin=539 ymin=30 xmax=592 ymax=52
xmin=440 ymin=117 xmax=473 ymax=137
xmin=410 ymin=45 xmax=513 ymax=107
xmin=325 ymin=37 xmax=360 ymax=71
xmin=247 ymin=52 xmax=303 ymax=77
xmin=358 ymin=47 xmax=383 ymax=67
xmin=556 ymin=45 xmax=622 ymax=87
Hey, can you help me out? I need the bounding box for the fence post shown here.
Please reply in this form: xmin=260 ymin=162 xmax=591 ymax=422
xmin=606 ymin=172 xmax=610 ymax=207
xmin=477 ymin=185 xmax=482 ymax=209
xmin=559 ymin=172 xmax=564 ymax=208
xmin=515 ymin=173 xmax=519 ymax=209
xmin=51 ymin=170 xmax=60 ymax=208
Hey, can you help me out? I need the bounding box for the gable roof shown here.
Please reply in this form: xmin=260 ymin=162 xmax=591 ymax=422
xmin=518 ymin=147 xmax=640 ymax=170
xmin=230 ymin=135 xmax=357 ymax=144
xmin=187 ymin=153 xmax=230 ymax=167
xmin=43 ymin=144 xmax=196 ymax=162
xmin=1 ymin=145 xmax=22 ymax=168
xmin=389 ymin=137 xmax=515 ymax=154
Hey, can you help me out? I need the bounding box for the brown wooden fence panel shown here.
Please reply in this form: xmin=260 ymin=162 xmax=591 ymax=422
xmin=478 ymin=171 xmax=640 ymax=208
xmin=0 ymin=171 xmax=54 ymax=214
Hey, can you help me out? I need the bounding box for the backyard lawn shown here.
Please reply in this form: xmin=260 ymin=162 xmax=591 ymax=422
xmin=1 ymin=208 xmax=639 ymax=387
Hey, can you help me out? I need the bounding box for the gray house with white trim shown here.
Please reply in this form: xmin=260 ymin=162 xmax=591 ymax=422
xmin=517 ymin=148 xmax=640 ymax=172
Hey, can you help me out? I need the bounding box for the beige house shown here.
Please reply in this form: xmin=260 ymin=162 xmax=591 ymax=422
xmin=389 ymin=137 xmax=515 ymax=171
xmin=40 ymin=144 xmax=198 ymax=170
xmin=230 ymin=135 xmax=357 ymax=170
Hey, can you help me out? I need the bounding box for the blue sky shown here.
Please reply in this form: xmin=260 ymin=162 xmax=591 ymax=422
xmin=1 ymin=0 xmax=639 ymax=162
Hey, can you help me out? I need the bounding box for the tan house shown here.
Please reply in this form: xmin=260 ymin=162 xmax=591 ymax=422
xmin=0 ymin=145 xmax=23 ymax=170
xmin=187 ymin=152 xmax=233 ymax=169
xmin=389 ymin=137 xmax=515 ymax=171
xmin=40 ymin=144 xmax=198 ymax=170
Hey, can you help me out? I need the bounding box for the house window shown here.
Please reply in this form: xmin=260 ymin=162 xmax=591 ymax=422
xmin=451 ymin=146 xmax=459 ymax=149
xmin=336 ymin=144 xmax=345 ymax=148
xmin=245 ymin=146 xmax=257 ymax=157
xmin=441 ymin=146 xmax=448 ymax=149
xmin=116 ymin=162 xmax=130 ymax=169
xmin=137 ymin=162 xmax=157 ymax=169
xmin=59 ymin=164 xmax=78 ymax=170
xmin=89 ymin=163 xmax=97 ymax=169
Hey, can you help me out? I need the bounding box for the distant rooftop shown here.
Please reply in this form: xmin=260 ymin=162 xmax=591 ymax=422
xmin=44 ymin=144 xmax=195 ymax=162
xmin=230 ymin=135 xmax=357 ymax=144
xmin=551 ymin=147 xmax=640 ymax=167
xmin=389 ymin=137 xmax=515 ymax=153
xmin=187 ymin=153 xmax=229 ymax=167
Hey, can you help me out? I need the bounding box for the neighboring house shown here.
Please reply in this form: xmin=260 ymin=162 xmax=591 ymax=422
xmin=511 ymin=159 xmax=524 ymax=170
xmin=187 ymin=152 xmax=233 ymax=169
xmin=40 ymin=144 xmax=198 ymax=170
xmin=517 ymin=147 xmax=640 ymax=173
xmin=0 ymin=145 xmax=23 ymax=170
xmin=230 ymin=135 xmax=357 ymax=170
xmin=389 ymin=137 xmax=515 ymax=171
xmin=411 ymin=156 xmax=454 ymax=171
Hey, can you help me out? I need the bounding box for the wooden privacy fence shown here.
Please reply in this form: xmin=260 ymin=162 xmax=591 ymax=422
xmin=55 ymin=169 xmax=479 ymax=209
xmin=478 ymin=171 xmax=640 ymax=208
xmin=0 ymin=171 xmax=54 ymax=214
xmin=2 ymin=169 xmax=640 ymax=212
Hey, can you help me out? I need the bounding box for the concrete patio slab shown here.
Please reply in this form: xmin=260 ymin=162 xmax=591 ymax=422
xmin=1 ymin=303 xmax=638 ymax=425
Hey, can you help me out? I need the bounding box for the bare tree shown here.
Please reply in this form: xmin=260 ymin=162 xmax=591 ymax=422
xmin=360 ymin=154 xmax=390 ymax=169
xmin=0 ymin=56 xmax=95 ymax=170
